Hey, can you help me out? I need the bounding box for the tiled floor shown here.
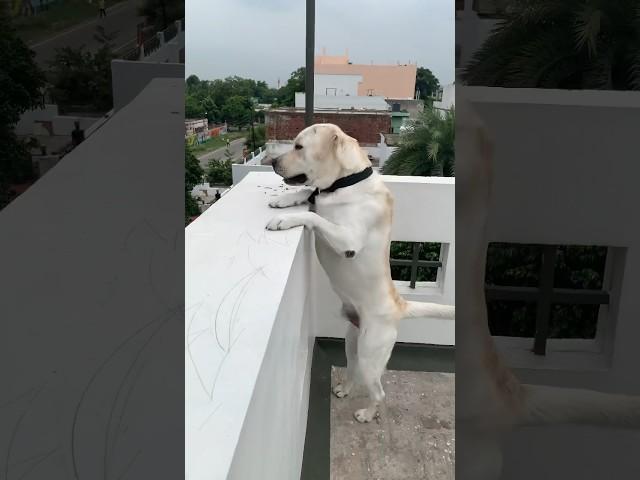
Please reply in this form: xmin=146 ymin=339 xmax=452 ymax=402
xmin=330 ymin=367 xmax=455 ymax=480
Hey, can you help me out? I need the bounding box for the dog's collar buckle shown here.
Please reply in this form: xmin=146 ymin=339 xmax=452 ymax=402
xmin=307 ymin=166 xmax=373 ymax=205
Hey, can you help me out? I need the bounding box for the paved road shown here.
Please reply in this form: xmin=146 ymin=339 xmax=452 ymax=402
xmin=30 ymin=0 xmax=145 ymax=68
xmin=198 ymin=138 xmax=247 ymax=169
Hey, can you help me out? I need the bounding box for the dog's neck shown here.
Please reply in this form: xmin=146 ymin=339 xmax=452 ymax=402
xmin=323 ymin=138 xmax=372 ymax=189
xmin=308 ymin=167 xmax=373 ymax=204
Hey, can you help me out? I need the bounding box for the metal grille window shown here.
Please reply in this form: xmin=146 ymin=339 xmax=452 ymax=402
xmin=485 ymin=243 xmax=610 ymax=355
xmin=390 ymin=242 xmax=442 ymax=288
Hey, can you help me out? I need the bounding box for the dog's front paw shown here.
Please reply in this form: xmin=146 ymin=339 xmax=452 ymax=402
xmin=354 ymin=408 xmax=378 ymax=423
xmin=266 ymin=214 xmax=303 ymax=231
xmin=268 ymin=197 xmax=295 ymax=208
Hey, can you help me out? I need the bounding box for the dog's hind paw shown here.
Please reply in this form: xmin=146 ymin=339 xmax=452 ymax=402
xmin=333 ymin=383 xmax=351 ymax=398
xmin=354 ymin=408 xmax=378 ymax=423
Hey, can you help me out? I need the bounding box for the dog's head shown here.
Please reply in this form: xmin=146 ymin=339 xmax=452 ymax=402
xmin=270 ymin=123 xmax=370 ymax=190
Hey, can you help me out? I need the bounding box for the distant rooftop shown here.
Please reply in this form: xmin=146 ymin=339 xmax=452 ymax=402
xmin=267 ymin=107 xmax=391 ymax=116
xmin=315 ymin=50 xmax=417 ymax=100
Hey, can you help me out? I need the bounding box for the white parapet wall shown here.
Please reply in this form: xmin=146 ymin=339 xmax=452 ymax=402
xmin=185 ymin=171 xmax=455 ymax=479
xmin=111 ymin=59 xmax=184 ymax=111
xmin=186 ymin=173 xmax=314 ymax=480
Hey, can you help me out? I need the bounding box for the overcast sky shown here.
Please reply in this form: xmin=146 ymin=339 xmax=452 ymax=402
xmin=186 ymin=0 xmax=454 ymax=88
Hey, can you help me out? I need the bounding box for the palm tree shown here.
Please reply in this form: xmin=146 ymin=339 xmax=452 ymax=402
xmin=382 ymin=107 xmax=455 ymax=177
xmin=461 ymin=0 xmax=640 ymax=90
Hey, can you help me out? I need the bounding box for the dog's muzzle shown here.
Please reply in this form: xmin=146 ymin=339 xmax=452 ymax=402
xmin=270 ymin=156 xmax=307 ymax=185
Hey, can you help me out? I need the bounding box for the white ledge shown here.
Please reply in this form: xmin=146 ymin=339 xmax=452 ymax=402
xmin=185 ymin=172 xmax=307 ymax=480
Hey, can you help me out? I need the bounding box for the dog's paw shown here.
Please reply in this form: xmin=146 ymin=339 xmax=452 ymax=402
xmin=332 ymin=383 xmax=351 ymax=398
xmin=266 ymin=214 xmax=303 ymax=231
xmin=268 ymin=198 xmax=296 ymax=208
xmin=354 ymin=408 xmax=378 ymax=423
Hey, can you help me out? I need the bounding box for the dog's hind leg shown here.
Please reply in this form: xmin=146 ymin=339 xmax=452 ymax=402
xmin=354 ymin=321 xmax=397 ymax=423
xmin=333 ymin=320 xmax=359 ymax=398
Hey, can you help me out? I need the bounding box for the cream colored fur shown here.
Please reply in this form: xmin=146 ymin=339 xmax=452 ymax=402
xmin=266 ymin=123 xmax=455 ymax=422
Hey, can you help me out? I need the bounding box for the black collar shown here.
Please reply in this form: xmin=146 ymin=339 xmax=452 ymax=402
xmin=307 ymin=167 xmax=373 ymax=205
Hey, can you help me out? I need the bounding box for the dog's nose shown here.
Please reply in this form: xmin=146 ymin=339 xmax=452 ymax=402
xmin=271 ymin=157 xmax=279 ymax=171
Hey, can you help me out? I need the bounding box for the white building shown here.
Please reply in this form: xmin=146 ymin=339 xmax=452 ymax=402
xmin=433 ymin=82 xmax=455 ymax=111
xmin=185 ymin=118 xmax=208 ymax=138
xmin=313 ymin=73 xmax=362 ymax=96
xmin=294 ymin=92 xmax=390 ymax=111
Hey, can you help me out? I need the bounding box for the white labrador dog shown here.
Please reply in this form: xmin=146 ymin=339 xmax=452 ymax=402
xmin=265 ymin=123 xmax=455 ymax=422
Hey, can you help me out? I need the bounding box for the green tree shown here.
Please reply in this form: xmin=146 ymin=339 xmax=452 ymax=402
xmin=462 ymin=0 xmax=640 ymax=90
xmin=186 ymin=74 xmax=200 ymax=89
xmin=276 ymin=67 xmax=305 ymax=106
xmin=207 ymin=159 xmax=232 ymax=186
xmin=185 ymin=94 xmax=205 ymax=119
xmin=0 ymin=14 xmax=46 ymax=207
xmin=185 ymin=144 xmax=204 ymax=221
xmin=48 ymin=45 xmax=114 ymax=112
xmin=221 ymin=95 xmax=251 ymax=128
xmin=245 ymin=124 xmax=266 ymax=151
xmin=382 ymin=107 xmax=455 ymax=177
xmin=415 ymin=67 xmax=441 ymax=101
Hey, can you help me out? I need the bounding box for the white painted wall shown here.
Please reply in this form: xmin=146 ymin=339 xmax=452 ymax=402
xmin=15 ymin=105 xmax=58 ymax=135
xmin=466 ymin=86 xmax=640 ymax=479
xmin=186 ymin=173 xmax=314 ymax=480
xmin=145 ymin=30 xmax=185 ymax=63
xmin=2 ymin=78 xmax=185 ymax=480
xmin=314 ymin=73 xmax=362 ymax=96
xmin=231 ymin=164 xmax=271 ymax=184
xmin=294 ymin=93 xmax=389 ymax=111
xmin=111 ymin=59 xmax=184 ymax=111
xmin=15 ymin=105 xmax=100 ymax=136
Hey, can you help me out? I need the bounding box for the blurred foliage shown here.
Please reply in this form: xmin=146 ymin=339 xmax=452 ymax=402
xmin=48 ymin=44 xmax=114 ymax=112
xmin=462 ymin=0 xmax=640 ymax=90
xmin=185 ymin=144 xmax=203 ymax=222
xmin=390 ymin=242 xmax=441 ymax=283
xmin=382 ymin=107 xmax=454 ymax=177
xmin=206 ymin=158 xmax=232 ymax=187
xmin=0 ymin=13 xmax=45 ymax=207
xmin=486 ymin=244 xmax=607 ymax=339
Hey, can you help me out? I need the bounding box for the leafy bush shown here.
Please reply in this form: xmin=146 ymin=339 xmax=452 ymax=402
xmin=382 ymin=107 xmax=454 ymax=177
xmin=207 ymin=158 xmax=232 ymax=186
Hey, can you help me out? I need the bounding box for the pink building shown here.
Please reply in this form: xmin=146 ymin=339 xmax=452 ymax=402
xmin=314 ymin=50 xmax=417 ymax=100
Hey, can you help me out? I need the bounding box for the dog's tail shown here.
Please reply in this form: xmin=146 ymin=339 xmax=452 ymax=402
xmin=520 ymin=384 xmax=640 ymax=428
xmin=402 ymin=301 xmax=455 ymax=320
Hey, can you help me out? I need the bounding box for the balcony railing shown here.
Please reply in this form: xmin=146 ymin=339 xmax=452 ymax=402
xmin=185 ymin=171 xmax=454 ymax=479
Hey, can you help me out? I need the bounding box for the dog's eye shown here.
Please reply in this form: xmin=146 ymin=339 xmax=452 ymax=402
xmin=294 ymin=144 xmax=303 ymax=150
